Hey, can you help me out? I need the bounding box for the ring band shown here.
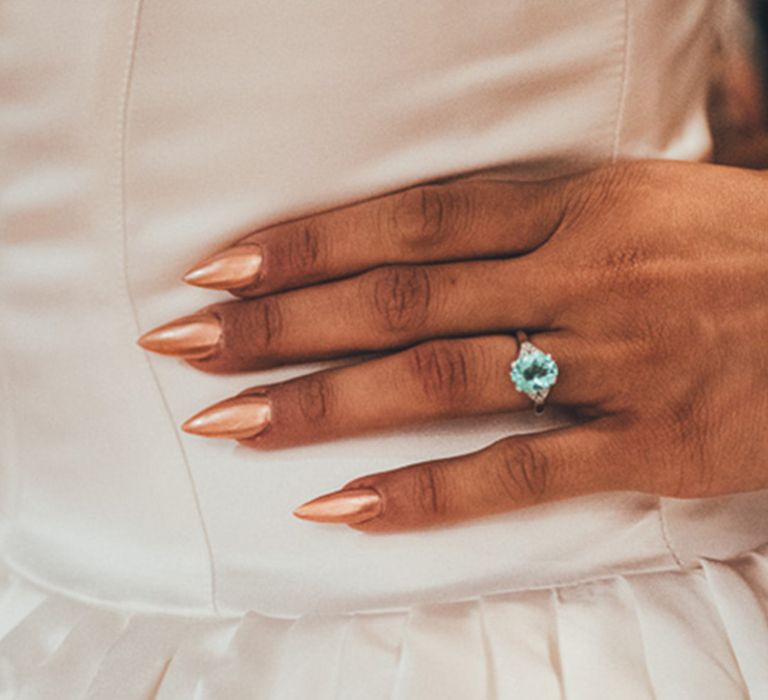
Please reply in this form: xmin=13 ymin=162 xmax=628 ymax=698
xmin=509 ymin=330 xmax=559 ymax=415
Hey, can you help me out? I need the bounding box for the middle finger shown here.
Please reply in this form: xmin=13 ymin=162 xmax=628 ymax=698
xmin=141 ymin=257 xmax=562 ymax=373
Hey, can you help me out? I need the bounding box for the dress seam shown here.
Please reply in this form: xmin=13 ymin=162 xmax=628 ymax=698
xmin=620 ymin=576 xmax=662 ymax=698
xmin=656 ymin=497 xmax=685 ymax=569
xmin=1 ymin=549 xmax=735 ymax=622
xmin=610 ymin=0 xmax=630 ymax=161
xmin=1 ymin=555 xmax=229 ymax=620
xmin=115 ymin=0 xmax=220 ymax=615
xmin=476 ymin=597 xmax=498 ymax=700
xmin=0 ymin=343 xmax=20 ymax=539
xmin=549 ymin=589 xmax=568 ymax=700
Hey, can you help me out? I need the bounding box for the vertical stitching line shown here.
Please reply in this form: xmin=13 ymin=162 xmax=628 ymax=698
xmin=610 ymin=0 xmax=631 ymax=161
xmin=476 ymin=596 xmax=498 ymax=699
xmin=620 ymin=576 xmax=661 ymax=699
xmin=116 ymin=0 xmax=220 ymax=615
xmin=388 ymin=608 xmax=414 ymax=698
xmin=657 ymin=498 xmax=684 ymax=569
xmin=0 ymin=343 xmax=21 ymax=543
xmin=699 ymin=560 xmax=754 ymax=696
xmin=549 ymin=589 xmax=568 ymax=700
xmin=329 ymin=615 xmax=354 ymax=696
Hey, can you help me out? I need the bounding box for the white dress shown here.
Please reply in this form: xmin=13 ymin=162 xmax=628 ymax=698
xmin=1 ymin=0 xmax=767 ymax=697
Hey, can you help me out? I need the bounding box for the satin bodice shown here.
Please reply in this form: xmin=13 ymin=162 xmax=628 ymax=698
xmin=3 ymin=0 xmax=768 ymax=618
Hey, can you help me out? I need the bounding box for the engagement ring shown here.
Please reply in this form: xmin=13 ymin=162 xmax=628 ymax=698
xmin=509 ymin=330 xmax=559 ymax=415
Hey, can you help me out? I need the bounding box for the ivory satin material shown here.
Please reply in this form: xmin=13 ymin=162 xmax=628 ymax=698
xmin=1 ymin=0 xmax=768 ymax=697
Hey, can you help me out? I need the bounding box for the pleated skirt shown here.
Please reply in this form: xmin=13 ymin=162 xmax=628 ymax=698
xmin=1 ymin=542 xmax=767 ymax=700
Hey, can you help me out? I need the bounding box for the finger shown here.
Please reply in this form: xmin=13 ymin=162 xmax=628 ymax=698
xmin=181 ymin=179 xmax=566 ymax=296
xmin=182 ymin=333 xmax=609 ymax=447
xmin=293 ymin=417 xmax=632 ymax=532
xmin=179 ymin=257 xmax=562 ymax=373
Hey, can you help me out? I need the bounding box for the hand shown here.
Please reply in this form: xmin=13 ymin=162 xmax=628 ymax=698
xmin=138 ymin=161 xmax=768 ymax=532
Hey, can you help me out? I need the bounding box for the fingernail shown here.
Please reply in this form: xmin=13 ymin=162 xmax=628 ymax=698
xmin=182 ymin=395 xmax=271 ymax=439
xmin=137 ymin=313 xmax=221 ymax=359
xmin=183 ymin=245 xmax=263 ymax=290
xmin=293 ymin=487 xmax=382 ymax=524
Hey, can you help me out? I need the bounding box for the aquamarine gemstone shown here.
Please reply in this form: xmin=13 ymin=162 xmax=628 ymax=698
xmin=510 ymin=349 xmax=558 ymax=394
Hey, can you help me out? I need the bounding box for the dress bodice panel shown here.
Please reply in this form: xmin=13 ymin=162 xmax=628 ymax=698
xmin=4 ymin=0 xmax=766 ymax=617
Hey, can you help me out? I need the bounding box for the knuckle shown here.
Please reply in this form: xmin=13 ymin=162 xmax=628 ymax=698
xmin=286 ymin=221 xmax=327 ymax=276
xmin=599 ymin=244 xmax=649 ymax=275
xmin=660 ymin=395 xmax=713 ymax=497
xmin=564 ymin=163 xmax=643 ymax=223
xmin=588 ymin=341 xmax=642 ymax=413
xmin=297 ymin=373 xmax=335 ymax=423
xmin=235 ymin=297 xmax=284 ymax=359
xmin=361 ymin=265 xmax=432 ymax=335
xmin=604 ymin=253 xmax=660 ymax=302
xmin=585 ymin=238 xmax=653 ymax=283
xmin=384 ymin=185 xmax=467 ymax=250
xmin=576 ymin=244 xmax=659 ymax=316
xmin=611 ymin=304 xmax=671 ymax=355
xmin=408 ymin=340 xmax=472 ymax=408
xmin=494 ymin=440 xmax=549 ymax=504
xmin=413 ymin=463 xmax=447 ymax=517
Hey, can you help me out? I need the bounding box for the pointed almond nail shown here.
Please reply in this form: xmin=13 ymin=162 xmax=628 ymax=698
xmin=293 ymin=487 xmax=382 ymax=524
xmin=182 ymin=395 xmax=271 ymax=439
xmin=137 ymin=313 xmax=221 ymax=359
xmin=183 ymin=245 xmax=263 ymax=290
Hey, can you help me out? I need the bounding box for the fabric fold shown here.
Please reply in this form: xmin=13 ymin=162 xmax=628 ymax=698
xmin=83 ymin=616 xmax=203 ymax=699
xmin=0 ymin=596 xmax=88 ymax=696
xmin=390 ymin=601 xmax=489 ymax=700
xmin=554 ymin=577 xmax=655 ymax=699
xmin=625 ymin=568 xmax=748 ymax=699
xmin=479 ymin=588 xmax=563 ymax=700
xmin=16 ymin=610 xmax=128 ymax=700
xmin=1 ymin=546 xmax=767 ymax=699
xmin=700 ymin=549 xmax=768 ymax=698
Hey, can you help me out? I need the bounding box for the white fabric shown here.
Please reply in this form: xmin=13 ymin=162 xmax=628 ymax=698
xmin=1 ymin=0 xmax=768 ymax=697
xmin=1 ymin=549 xmax=768 ymax=698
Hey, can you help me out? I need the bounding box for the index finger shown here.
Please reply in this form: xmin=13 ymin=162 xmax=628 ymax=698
xmin=182 ymin=180 xmax=566 ymax=297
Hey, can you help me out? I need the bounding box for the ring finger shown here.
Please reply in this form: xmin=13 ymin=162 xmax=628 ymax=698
xmin=181 ymin=332 xmax=610 ymax=448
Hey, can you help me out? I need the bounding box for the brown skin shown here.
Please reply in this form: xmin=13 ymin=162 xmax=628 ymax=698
xmin=162 ymin=160 xmax=768 ymax=531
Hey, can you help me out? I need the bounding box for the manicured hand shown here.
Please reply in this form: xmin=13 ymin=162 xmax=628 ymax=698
xmin=138 ymin=161 xmax=768 ymax=532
